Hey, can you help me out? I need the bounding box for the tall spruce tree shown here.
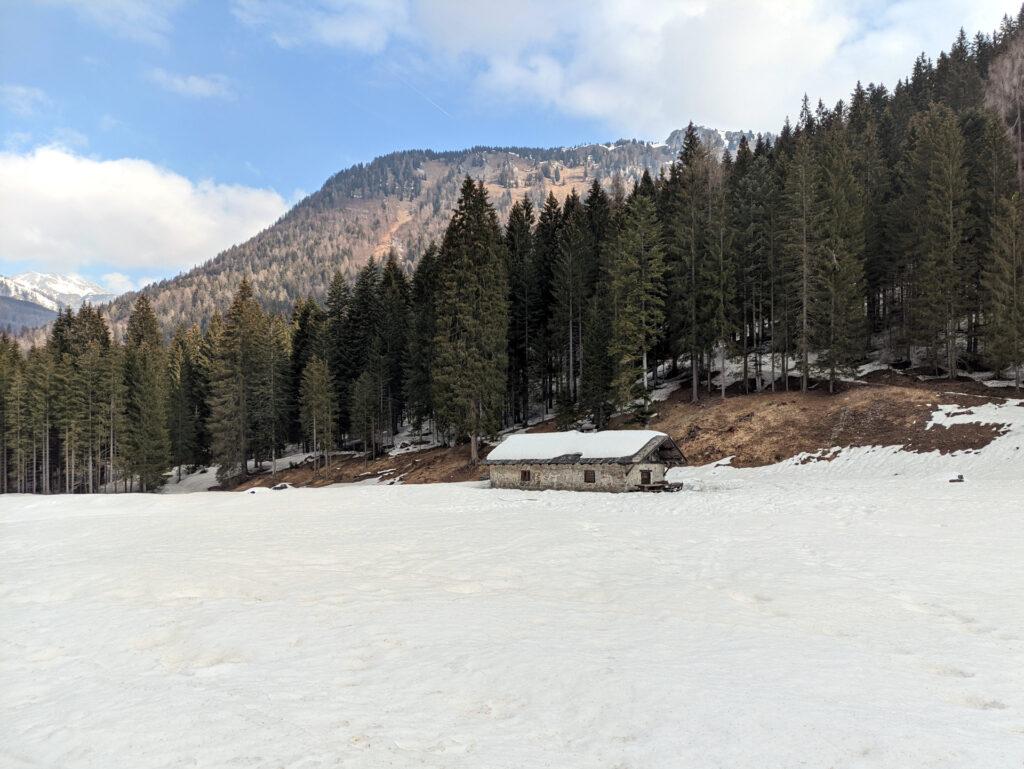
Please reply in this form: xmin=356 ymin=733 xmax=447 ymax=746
xmin=123 ymin=296 xmax=170 ymax=491
xmin=608 ymin=194 xmax=667 ymax=416
xmin=815 ymin=123 xmax=867 ymax=391
xmin=905 ymin=104 xmax=969 ymax=375
xmin=300 ymin=355 xmax=336 ymax=471
xmin=379 ymin=253 xmax=411 ymax=434
xmin=432 ymin=178 xmax=508 ymax=462
xmin=504 ymin=198 xmax=534 ymax=427
xmin=207 ymin=280 xmax=263 ymax=485
xmin=781 ymin=137 xmax=819 ymax=391
xmin=404 ymin=243 xmax=439 ymax=436
xmin=983 ymin=194 xmax=1024 ymax=388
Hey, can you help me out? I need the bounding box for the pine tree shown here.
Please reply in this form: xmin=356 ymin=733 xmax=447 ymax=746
xmin=781 ymin=137 xmax=819 ymax=391
xmin=290 ymin=297 xmax=327 ymax=440
xmin=962 ymin=108 xmax=1017 ymax=358
xmin=0 ymin=335 xmax=22 ymax=492
xmin=404 ymin=243 xmax=439 ymax=436
xmin=815 ymin=123 xmax=867 ymax=391
xmin=123 ymin=296 xmax=170 ymax=491
xmin=253 ymin=314 xmax=292 ymax=474
xmin=663 ymin=124 xmax=715 ymax=401
xmin=168 ymin=326 xmax=199 ymax=481
xmin=432 ymin=178 xmax=508 ymax=462
xmin=554 ymin=190 xmax=587 ymax=425
xmin=608 ymin=194 xmax=667 ymax=417
xmin=325 ymin=271 xmax=352 ymax=434
xmin=379 ymin=252 xmax=410 ymax=436
xmin=707 ymin=159 xmax=737 ymax=398
xmin=207 ymin=281 xmax=263 ymax=485
xmin=300 ymin=355 xmax=336 ymax=471
xmin=504 ymin=198 xmax=534 ymax=427
xmin=531 ymin=193 xmax=562 ymax=412
xmin=350 ymin=342 xmax=386 ymax=457
xmin=983 ymin=194 xmax=1024 ymax=388
xmin=905 ymin=104 xmax=969 ymax=375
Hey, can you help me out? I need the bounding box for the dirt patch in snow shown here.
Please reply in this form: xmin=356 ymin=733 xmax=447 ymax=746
xmin=236 ymin=442 xmax=488 ymax=490
xmin=648 ymin=384 xmax=1008 ymax=468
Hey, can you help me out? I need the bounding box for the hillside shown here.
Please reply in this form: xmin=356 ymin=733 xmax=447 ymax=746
xmin=219 ymin=369 xmax=1023 ymax=492
xmin=102 ymin=127 xmax=762 ymax=334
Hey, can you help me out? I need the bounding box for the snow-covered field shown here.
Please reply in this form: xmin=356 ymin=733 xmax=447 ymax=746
xmin=3 ymin=403 xmax=1023 ymax=768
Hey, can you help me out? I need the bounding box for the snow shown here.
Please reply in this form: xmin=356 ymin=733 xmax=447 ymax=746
xmin=3 ymin=403 xmax=1024 ymax=768
xmin=161 ymin=450 xmax=315 ymax=494
xmin=486 ymin=429 xmax=666 ymax=461
xmin=0 ymin=271 xmax=114 ymax=311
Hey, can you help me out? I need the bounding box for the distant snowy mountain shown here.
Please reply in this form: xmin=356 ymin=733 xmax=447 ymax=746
xmin=0 ymin=272 xmax=116 ymax=332
xmin=3 ymin=272 xmax=115 ymax=311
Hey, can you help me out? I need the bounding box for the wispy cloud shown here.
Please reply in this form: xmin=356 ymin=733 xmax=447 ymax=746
xmin=0 ymin=85 xmax=50 ymax=117
xmin=231 ymin=0 xmax=409 ymax=53
xmin=228 ymin=0 xmax=1021 ymax=135
xmin=147 ymin=68 xmax=235 ymax=100
xmin=41 ymin=0 xmax=184 ymax=45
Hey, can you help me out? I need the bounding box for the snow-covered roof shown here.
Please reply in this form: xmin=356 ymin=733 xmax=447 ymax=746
xmin=485 ymin=430 xmax=680 ymax=465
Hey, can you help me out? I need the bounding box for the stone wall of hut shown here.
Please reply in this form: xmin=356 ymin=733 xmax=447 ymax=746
xmin=489 ymin=461 xmax=665 ymax=492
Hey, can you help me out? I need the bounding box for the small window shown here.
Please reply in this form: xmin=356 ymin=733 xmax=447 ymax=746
xmin=640 ymin=469 xmax=652 ymax=485
xmin=584 ymin=469 xmax=596 ymax=484
xmin=520 ymin=469 xmax=531 ymax=483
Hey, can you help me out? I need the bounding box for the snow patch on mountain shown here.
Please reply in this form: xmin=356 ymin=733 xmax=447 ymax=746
xmin=0 ymin=272 xmax=115 ymax=312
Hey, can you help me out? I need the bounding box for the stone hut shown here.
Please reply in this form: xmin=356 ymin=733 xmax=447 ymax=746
xmin=484 ymin=430 xmax=685 ymax=492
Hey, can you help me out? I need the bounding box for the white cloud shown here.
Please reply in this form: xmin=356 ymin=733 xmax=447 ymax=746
xmin=101 ymin=272 xmax=137 ymax=293
xmin=41 ymin=0 xmax=184 ymax=45
xmin=0 ymin=145 xmax=289 ymax=276
xmin=0 ymin=84 xmax=50 ymax=117
xmin=147 ymin=69 xmax=235 ymax=99
xmin=231 ymin=0 xmax=410 ymax=52
xmin=232 ymin=0 xmax=1022 ymax=135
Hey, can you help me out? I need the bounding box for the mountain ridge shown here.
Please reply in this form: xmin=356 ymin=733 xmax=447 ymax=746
xmin=0 ymin=272 xmax=115 ymax=334
xmin=97 ymin=125 xmax=766 ymax=336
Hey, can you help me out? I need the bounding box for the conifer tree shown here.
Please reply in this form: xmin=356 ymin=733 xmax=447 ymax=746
xmin=815 ymin=124 xmax=867 ymax=391
xmin=289 ymin=297 xmax=327 ymax=440
xmin=350 ymin=343 xmax=385 ymax=456
xmin=781 ymin=138 xmax=819 ymax=391
xmin=662 ymin=125 xmax=714 ymax=401
xmin=432 ymin=178 xmax=508 ymax=462
xmin=554 ymin=189 xmax=587 ymax=424
xmin=168 ymin=326 xmax=199 ymax=481
xmin=300 ymin=355 xmax=336 ymax=471
xmin=707 ymin=160 xmax=737 ymax=398
xmin=609 ymin=194 xmax=667 ymax=416
xmin=325 ymin=271 xmax=352 ymax=433
xmin=253 ymin=314 xmax=292 ymax=474
xmin=123 ymin=296 xmax=170 ymax=491
xmin=404 ymin=243 xmax=439 ymax=436
xmin=207 ymin=281 xmax=263 ymax=485
xmin=531 ymin=193 xmax=562 ymax=411
xmin=379 ymin=252 xmax=410 ymax=434
xmin=983 ymin=194 xmax=1024 ymax=388
xmin=504 ymin=198 xmax=534 ymax=426
xmin=904 ymin=104 xmax=969 ymax=375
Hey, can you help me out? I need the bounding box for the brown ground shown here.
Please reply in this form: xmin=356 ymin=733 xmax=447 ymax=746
xmin=236 ymin=442 xmax=489 ymax=491
xmin=647 ymin=381 xmax=1010 ymax=467
xmin=233 ymin=375 xmax=1018 ymax=490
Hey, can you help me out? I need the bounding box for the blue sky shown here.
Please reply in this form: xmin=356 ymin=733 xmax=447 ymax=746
xmin=1 ymin=0 xmax=1020 ymax=292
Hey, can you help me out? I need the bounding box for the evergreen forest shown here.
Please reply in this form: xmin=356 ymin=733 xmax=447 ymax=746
xmin=2 ymin=14 xmax=1024 ymax=493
